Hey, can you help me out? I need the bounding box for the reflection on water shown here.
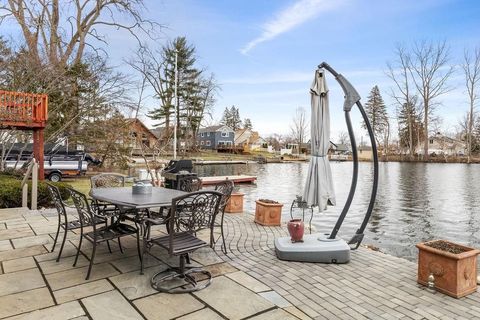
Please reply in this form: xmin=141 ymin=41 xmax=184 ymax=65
xmin=194 ymin=162 xmax=480 ymax=261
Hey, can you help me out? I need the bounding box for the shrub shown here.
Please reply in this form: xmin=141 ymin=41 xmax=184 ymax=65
xmin=0 ymin=174 xmax=70 ymax=209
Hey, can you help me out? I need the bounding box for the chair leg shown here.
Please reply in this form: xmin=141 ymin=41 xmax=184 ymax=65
xmin=106 ymin=240 xmax=112 ymax=253
xmin=73 ymin=233 xmax=83 ymax=267
xmin=135 ymin=231 xmax=142 ymax=269
xmin=220 ymin=219 xmax=227 ymax=255
xmin=118 ymin=237 xmax=124 ymax=253
xmin=56 ymin=228 xmax=68 ymax=262
xmin=185 ymin=253 xmax=191 ymax=265
xmin=86 ymin=242 xmax=97 ymax=280
xmin=51 ymin=217 xmax=61 ymax=253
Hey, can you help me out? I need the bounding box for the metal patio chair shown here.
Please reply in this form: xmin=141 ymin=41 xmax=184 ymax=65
xmin=90 ymin=173 xmax=126 ymax=217
xmin=47 ymin=183 xmax=108 ymax=262
xmin=68 ymin=187 xmax=142 ymax=280
xmin=177 ymin=176 xmax=202 ymax=192
xmin=212 ymin=180 xmax=235 ymax=254
xmin=143 ymin=190 xmax=222 ymax=293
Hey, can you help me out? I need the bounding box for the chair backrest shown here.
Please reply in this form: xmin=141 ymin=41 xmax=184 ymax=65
xmin=67 ymin=187 xmax=96 ymax=228
xmin=90 ymin=173 xmax=125 ymax=189
xmin=177 ymin=176 xmax=202 ymax=192
xmin=168 ymin=191 xmax=222 ymax=243
xmin=46 ymin=183 xmax=67 ymax=220
xmin=214 ymin=180 xmax=235 ymax=213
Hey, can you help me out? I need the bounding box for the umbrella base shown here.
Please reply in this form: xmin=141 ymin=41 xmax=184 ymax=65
xmin=274 ymin=233 xmax=350 ymax=263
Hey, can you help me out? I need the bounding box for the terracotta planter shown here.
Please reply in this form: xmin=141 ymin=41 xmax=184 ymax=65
xmin=225 ymin=193 xmax=244 ymax=213
xmin=287 ymin=219 xmax=304 ymax=242
xmin=254 ymin=200 xmax=283 ymax=226
xmin=417 ymin=240 xmax=480 ymax=298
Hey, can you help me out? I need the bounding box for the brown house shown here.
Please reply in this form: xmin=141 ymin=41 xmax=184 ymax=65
xmin=126 ymin=118 xmax=158 ymax=152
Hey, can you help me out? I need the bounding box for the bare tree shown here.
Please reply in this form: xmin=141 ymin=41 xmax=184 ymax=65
xmin=290 ymin=107 xmax=309 ymax=154
xmin=408 ymin=40 xmax=454 ymax=160
xmin=462 ymin=47 xmax=480 ymax=163
xmin=337 ymin=131 xmax=349 ymax=145
xmin=387 ymin=45 xmax=418 ymax=159
xmin=0 ymin=0 xmax=159 ymax=66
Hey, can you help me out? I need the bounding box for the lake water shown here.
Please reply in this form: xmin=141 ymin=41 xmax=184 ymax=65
xmin=194 ymin=162 xmax=480 ymax=261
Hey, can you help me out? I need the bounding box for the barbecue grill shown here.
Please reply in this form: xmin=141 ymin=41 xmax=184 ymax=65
xmin=162 ymin=159 xmax=197 ymax=189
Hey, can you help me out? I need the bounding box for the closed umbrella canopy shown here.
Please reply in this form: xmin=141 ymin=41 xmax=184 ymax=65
xmin=303 ymin=69 xmax=336 ymax=210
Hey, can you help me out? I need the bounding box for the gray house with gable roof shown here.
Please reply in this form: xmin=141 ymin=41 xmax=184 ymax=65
xmin=197 ymin=125 xmax=235 ymax=150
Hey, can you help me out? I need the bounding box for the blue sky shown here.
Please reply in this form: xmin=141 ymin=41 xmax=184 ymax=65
xmin=135 ymin=0 xmax=480 ymax=141
xmin=3 ymin=0 xmax=480 ymax=141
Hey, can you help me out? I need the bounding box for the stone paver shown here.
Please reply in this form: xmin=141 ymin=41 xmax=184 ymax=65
xmin=226 ymin=270 xmax=271 ymax=292
xmin=45 ymin=262 xmax=119 ymax=290
xmin=82 ymin=290 xmax=143 ymax=320
xmin=2 ymin=257 xmax=36 ymax=273
xmin=6 ymin=301 xmax=85 ymax=320
xmin=109 ymin=266 xmax=165 ymax=300
xmin=11 ymin=234 xmax=53 ymax=249
xmin=193 ymin=276 xmax=275 ymax=320
xmin=250 ymin=309 xmax=299 ymax=319
xmin=176 ymin=308 xmax=224 ymax=320
xmin=134 ymin=292 xmax=204 ymax=320
xmin=0 ymin=288 xmax=54 ymax=318
xmin=0 ymin=207 xmax=479 ymax=320
xmin=0 ymin=268 xmax=45 ymax=297
xmin=53 ymin=279 xmax=115 ymax=304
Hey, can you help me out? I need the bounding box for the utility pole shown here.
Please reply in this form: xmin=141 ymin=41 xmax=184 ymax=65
xmin=173 ymin=50 xmax=178 ymax=159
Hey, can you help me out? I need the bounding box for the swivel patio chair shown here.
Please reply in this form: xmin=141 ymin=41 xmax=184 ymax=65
xmin=212 ymin=180 xmax=235 ymax=254
xmin=177 ymin=176 xmax=202 ymax=192
xmin=143 ymin=190 xmax=222 ymax=293
xmin=68 ymin=187 xmax=142 ymax=280
xmin=47 ymin=183 xmax=108 ymax=262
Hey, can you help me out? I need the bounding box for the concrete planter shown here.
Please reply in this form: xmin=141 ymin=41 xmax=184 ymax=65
xmin=417 ymin=240 xmax=480 ymax=298
xmin=225 ymin=193 xmax=244 ymax=213
xmin=254 ymin=200 xmax=283 ymax=226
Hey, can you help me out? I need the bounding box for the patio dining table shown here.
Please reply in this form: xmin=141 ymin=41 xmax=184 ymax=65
xmin=90 ymin=186 xmax=187 ymax=211
xmin=90 ymin=186 xmax=188 ymax=235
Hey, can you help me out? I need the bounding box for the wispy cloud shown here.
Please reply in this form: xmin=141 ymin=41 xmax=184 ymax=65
xmin=241 ymin=0 xmax=345 ymax=55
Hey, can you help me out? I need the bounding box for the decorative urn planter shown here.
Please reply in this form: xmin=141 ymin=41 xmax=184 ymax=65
xmin=254 ymin=199 xmax=283 ymax=226
xmin=416 ymin=240 xmax=480 ymax=298
xmin=225 ymin=193 xmax=244 ymax=213
xmin=287 ymin=219 xmax=304 ymax=242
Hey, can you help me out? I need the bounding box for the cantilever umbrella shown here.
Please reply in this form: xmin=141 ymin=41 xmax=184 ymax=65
xmin=303 ymin=68 xmax=336 ymax=210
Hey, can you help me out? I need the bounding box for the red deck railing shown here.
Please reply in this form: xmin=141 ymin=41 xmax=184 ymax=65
xmin=0 ymin=90 xmax=48 ymax=128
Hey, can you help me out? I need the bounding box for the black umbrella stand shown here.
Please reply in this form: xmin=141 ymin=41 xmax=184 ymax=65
xmin=318 ymin=62 xmax=379 ymax=250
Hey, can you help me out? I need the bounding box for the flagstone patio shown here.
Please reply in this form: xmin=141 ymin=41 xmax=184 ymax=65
xmin=0 ymin=207 xmax=479 ymax=320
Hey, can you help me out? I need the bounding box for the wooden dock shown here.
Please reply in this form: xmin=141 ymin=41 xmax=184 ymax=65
xmin=201 ymin=175 xmax=257 ymax=185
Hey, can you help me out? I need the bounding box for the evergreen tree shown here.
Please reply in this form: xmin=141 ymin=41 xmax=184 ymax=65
xmin=397 ymin=100 xmax=423 ymax=154
xmin=220 ymin=105 xmax=242 ymax=130
xmin=243 ymin=118 xmax=253 ymax=129
xmin=362 ymin=85 xmax=388 ymax=146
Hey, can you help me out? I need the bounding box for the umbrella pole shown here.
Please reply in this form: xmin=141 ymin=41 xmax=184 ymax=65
xmin=348 ymin=101 xmax=379 ymax=249
xmin=328 ymin=110 xmax=358 ymax=239
xmin=319 ymin=63 xmax=379 ymax=247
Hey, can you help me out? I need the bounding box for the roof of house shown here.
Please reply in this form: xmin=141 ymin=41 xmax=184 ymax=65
xmin=198 ymin=125 xmax=234 ymax=133
xmin=150 ymin=127 xmax=165 ymax=139
xmin=126 ymin=118 xmax=158 ymax=140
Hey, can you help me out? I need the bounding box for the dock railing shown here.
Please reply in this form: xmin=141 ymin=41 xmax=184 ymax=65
xmin=21 ymin=159 xmax=38 ymax=210
xmin=0 ymin=90 xmax=48 ymax=128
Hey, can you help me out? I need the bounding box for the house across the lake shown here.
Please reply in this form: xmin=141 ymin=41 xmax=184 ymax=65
xmin=197 ymin=125 xmax=235 ymax=150
xmin=417 ymin=133 xmax=466 ymax=156
xmin=234 ymin=128 xmax=272 ymax=153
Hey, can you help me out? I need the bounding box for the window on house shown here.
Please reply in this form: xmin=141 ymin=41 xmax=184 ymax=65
xmin=429 ymin=139 xmax=434 ymax=144
xmin=221 ymin=132 xmax=229 ymax=137
xmin=207 ymin=132 xmax=210 ymax=137
xmin=201 ymin=141 xmax=204 ymax=145
xmin=206 ymin=141 xmax=211 ymax=146
xmin=200 ymin=133 xmax=204 ymax=137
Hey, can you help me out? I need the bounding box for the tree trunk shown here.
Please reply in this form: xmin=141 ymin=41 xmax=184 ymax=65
xmin=423 ymin=99 xmax=429 ymax=161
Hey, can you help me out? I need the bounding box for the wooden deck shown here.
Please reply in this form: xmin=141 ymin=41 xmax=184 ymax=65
xmin=201 ymin=175 xmax=257 ymax=185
